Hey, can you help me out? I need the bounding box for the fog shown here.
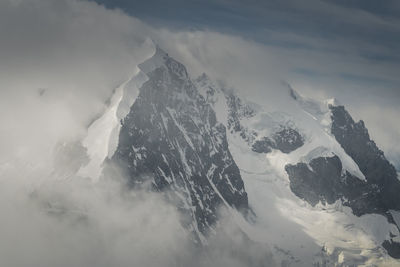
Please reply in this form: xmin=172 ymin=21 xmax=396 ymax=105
xmin=0 ymin=162 xmax=278 ymax=267
xmin=1 ymin=0 xmax=399 ymax=266
xmin=0 ymin=1 xmax=276 ymax=266
xmin=0 ymin=0 xmax=153 ymax=167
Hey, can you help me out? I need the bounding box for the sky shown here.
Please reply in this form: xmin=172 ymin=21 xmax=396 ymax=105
xmin=93 ymin=0 xmax=400 ymax=167
xmin=96 ymin=0 xmax=400 ymax=72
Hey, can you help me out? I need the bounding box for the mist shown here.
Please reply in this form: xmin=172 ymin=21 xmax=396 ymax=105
xmin=1 ymin=0 xmax=399 ymax=266
xmin=0 ymin=1 xmax=276 ymax=266
xmin=0 ymin=157 xmax=276 ymax=267
xmin=0 ymin=0 xmax=153 ymax=168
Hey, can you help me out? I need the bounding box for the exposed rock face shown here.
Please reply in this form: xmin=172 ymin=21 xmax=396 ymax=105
xmin=330 ymin=105 xmax=400 ymax=258
xmin=252 ymin=137 xmax=274 ymax=154
xmin=285 ymin=104 xmax=400 ymax=258
xmin=225 ymin=91 xmax=258 ymax=143
xmin=330 ymin=105 xmax=400 ymax=211
xmin=286 ymin=105 xmax=400 ymax=215
xmin=252 ymin=127 xmax=304 ymax=154
xmin=273 ymin=128 xmax=304 ymax=153
xmin=382 ymin=240 xmax=400 ymax=259
xmin=286 ymin=106 xmax=400 ymax=216
xmin=286 ymin=155 xmax=350 ymax=207
xmin=109 ymin=47 xmax=248 ymax=241
xmin=285 ymin=155 xmax=378 ymax=215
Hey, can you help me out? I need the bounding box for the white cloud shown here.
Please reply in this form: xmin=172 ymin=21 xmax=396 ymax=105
xmin=0 ymin=1 xmax=277 ymax=266
xmin=0 ymin=0 xmax=399 ymax=266
xmin=0 ymin=0 xmax=153 ymax=166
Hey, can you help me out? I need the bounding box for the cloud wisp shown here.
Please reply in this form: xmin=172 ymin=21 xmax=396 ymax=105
xmin=1 ymin=0 xmax=399 ymax=266
xmin=0 ymin=2 xmax=276 ymax=267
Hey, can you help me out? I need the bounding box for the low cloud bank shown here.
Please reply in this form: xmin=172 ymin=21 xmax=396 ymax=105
xmin=1 ymin=1 xmax=398 ymax=266
xmin=0 ymin=154 xmax=275 ymax=267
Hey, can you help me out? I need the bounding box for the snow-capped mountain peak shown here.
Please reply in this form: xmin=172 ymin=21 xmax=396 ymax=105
xmin=78 ymin=46 xmax=400 ymax=266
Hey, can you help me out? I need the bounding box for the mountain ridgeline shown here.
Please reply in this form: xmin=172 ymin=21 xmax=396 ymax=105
xmin=92 ymin=46 xmax=400 ymax=264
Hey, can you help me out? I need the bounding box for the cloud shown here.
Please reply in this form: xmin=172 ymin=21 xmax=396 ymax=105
xmin=0 ymin=0 xmax=153 ymax=166
xmin=0 ymin=174 xmax=188 ymax=267
xmin=0 ymin=1 xmax=277 ymax=267
xmin=0 ymin=0 xmax=399 ymax=266
xmin=0 ymin=160 xmax=277 ymax=267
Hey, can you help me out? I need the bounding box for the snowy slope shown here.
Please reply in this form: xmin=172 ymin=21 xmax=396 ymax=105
xmin=77 ymin=67 xmax=148 ymax=181
xmin=196 ymin=75 xmax=400 ymax=266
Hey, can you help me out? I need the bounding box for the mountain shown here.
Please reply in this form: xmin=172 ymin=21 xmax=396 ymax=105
xmin=106 ymin=46 xmax=248 ymax=243
xmin=79 ymin=45 xmax=400 ymax=266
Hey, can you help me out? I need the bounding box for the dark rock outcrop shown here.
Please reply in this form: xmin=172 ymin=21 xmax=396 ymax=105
xmin=252 ymin=127 xmax=304 ymax=154
xmin=252 ymin=137 xmax=274 ymax=154
xmin=285 ymin=105 xmax=400 ymax=257
xmin=382 ymin=240 xmax=400 ymax=259
xmin=285 ymin=155 xmax=383 ymax=216
xmin=329 ymin=105 xmax=400 ymax=211
xmin=286 ymin=105 xmax=400 ymax=216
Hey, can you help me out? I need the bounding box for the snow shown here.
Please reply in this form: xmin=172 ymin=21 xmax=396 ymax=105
xmin=211 ymin=85 xmax=393 ymax=265
xmin=77 ymin=52 xmax=152 ymax=181
xmin=206 ymin=84 xmax=367 ymax=181
xmin=285 ymin=88 xmax=366 ymax=181
xmin=226 ymin=130 xmax=397 ymax=266
xmin=193 ymin=75 xmax=389 ymax=264
xmin=77 ymin=77 xmax=125 ymax=181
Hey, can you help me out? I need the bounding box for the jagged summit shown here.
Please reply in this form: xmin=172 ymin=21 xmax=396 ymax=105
xmin=138 ymin=44 xmax=188 ymax=80
xmin=138 ymin=44 xmax=169 ymax=74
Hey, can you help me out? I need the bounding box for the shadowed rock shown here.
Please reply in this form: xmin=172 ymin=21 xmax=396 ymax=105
xmin=285 ymin=104 xmax=400 ymax=257
xmin=252 ymin=127 xmax=304 ymax=154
